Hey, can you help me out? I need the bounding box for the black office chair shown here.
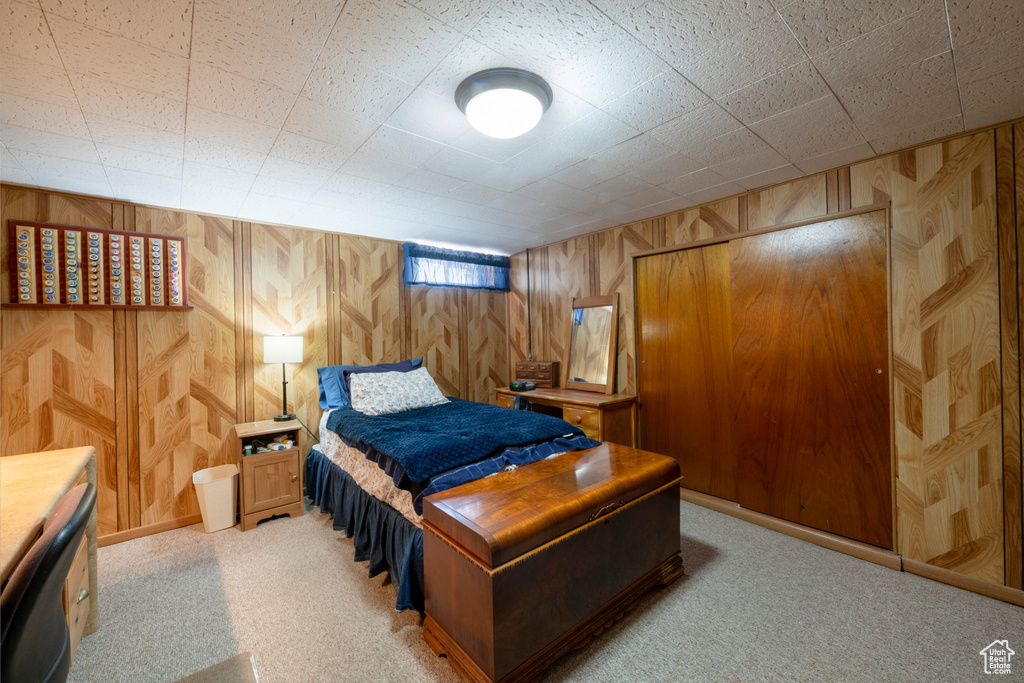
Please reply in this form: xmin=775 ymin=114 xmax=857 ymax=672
xmin=1 ymin=483 xmax=96 ymax=683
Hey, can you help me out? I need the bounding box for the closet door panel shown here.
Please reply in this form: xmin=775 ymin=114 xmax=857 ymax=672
xmin=730 ymin=212 xmax=893 ymax=548
xmin=637 ymin=244 xmax=737 ymax=500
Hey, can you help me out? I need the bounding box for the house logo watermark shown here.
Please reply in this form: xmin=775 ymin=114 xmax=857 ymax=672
xmin=980 ymin=640 xmax=1014 ymax=675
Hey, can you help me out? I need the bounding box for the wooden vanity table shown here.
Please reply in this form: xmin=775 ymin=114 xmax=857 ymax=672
xmin=495 ymin=386 xmax=637 ymax=447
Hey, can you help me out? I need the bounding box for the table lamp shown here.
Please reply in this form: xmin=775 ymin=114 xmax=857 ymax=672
xmin=264 ymin=334 xmax=303 ymax=422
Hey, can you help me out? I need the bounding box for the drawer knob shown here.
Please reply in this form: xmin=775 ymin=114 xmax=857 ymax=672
xmin=77 ymin=588 xmax=89 ymax=603
xmin=575 ymin=416 xmax=582 ymax=424
xmin=292 ymin=475 xmax=298 ymax=482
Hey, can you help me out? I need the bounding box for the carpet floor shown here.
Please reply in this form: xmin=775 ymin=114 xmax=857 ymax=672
xmin=68 ymin=500 xmax=1023 ymax=682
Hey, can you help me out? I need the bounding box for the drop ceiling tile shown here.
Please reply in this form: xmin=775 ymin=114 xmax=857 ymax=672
xmin=339 ymin=150 xmax=416 ymax=184
xmin=309 ymin=187 xmax=374 ymax=211
xmin=658 ymin=168 xmax=730 ymax=197
xmin=96 ymin=144 xmax=183 ymax=178
xmin=684 ymin=127 xmax=773 ymax=167
xmin=546 ymin=30 xmax=666 ymax=107
xmin=185 ymin=106 xmax=278 ymax=153
xmin=322 ymin=172 xmax=392 ymax=200
xmin=182 ymin=160 xmax=256 ymax=190
xmin=259 ymin=156 xmax=335 ymax=188
xmin=39 ymin=0 xmax=194 ymax=55
xmin=614 ymin=184 xmax=680 ymax=210
xmin=446 ymin=127 xmax=546 ymax=163
xmin=407 ymin=0 xmax=495 ymax=32
xmin=89 ymin=114 xmax=185 ymax=157
xmin=1 ymin=93 xmax=90 ymax=138
xmin=792 ymin=142 xmax=875 ymax=175
xmin=709 ymin=145 xmax=791 ymax=182
xmin=181 ymin=179 xmax=249 ymax=216
xmin=591 ymin=0 xmax=775 ymax=70
xmin=47 ymin=15 xmax=189 ymax=100
xmin=750 ymin=95 xmax=866 ymax=162
xmin=628 ymin=151 xmax=705 ymax=185
xmin=302 ymin=48 xmax=417 ymax=124
xmin=282 ymin=97 xmax=379 ymax=150
xmin=634 ymin=194 xmax=697 ymax=217
xmin=1 ymin=143 xmax=21 ymax=167
xmin=237 ymin=192 xmax=306 ymax=226
xmin=30 ymin=173 xmax=112 ymax=196
xmin=384 ymin=87 xmax=471 ymax=145
xmin=960 ymin=65 xmax=1024 ymax=129
xmin=2 ymin=0 xmax=63 ymax=67
xmin=71 ymin=73 xmax=186 ymax=132
xmin=718 ymin=61 xmax=832 ymax=125
xmin=679 ymin=14 xmax=807 ymax=99
xmin=549 ymin=111 xmax=639 ymax=159
xmin=1 ymin=165 xmax=33 ymax=185
xmin=507 ymin=198 xmax=568 ymax=221
xmin=869 ymin=115 xmax=965 ymax=154
xmin=376 ymin=184 xmax=444 ymax=210
xmin=1 ymin=55 xmax=78 ymax=108
xmin=358 ymin=126 xmax=445 ymax=167
xmin=648 ymin=103 xmax=743 ymax=152
xmin=776 ymin=0 xmax=931 ymax=56
xmin=106 ymin=167 xmax=182 ymax=206
xmin=446 ymin=182 xmax=506 ymax=205
xmin=417 ymin=146 xmax=497 ymax=181
xmin=327 ymin=0 xmax=462 ymax=84
xmin=249 ymin=174 xmax=321 ymax=202
xmin=191 ymin=0 xmax=321 ymax=91
xmin=733 ymin=163 xmax=803 ymax=191
xmin=395 ymin=168 xmax=465 ymax=194
xmin=947 ymin=0 xmax=1024 ymax=46
xmin=548 ymin=158 xmax=623 ymax=190
xmin=836 ymin=52 xmax=961 ymax=141
xmin=589 ymin=132 xmax=676 ymax=171
xmin=0 ymin=124 xmax=100 ymax=163
xmin=516 ymin=180 xmax=601 ymax=213
xmin=188 ymin=63 xmax=297 ymax=127
xmin=482 ymin=192 xmax=540 ymax=214
xmin=11 ymin=149 xmax=105 ymax=180
xmin=811 ymin=4 xmax=951 ymax=93
xmin=205 ymin=0 xmax=344 ymax=46
xmin=955 ymin=28 xmax=1024 ymax=84
xmin=268 ymin=130 xmax=356 ymax=171
xmin=184 ymin=136 xmax=267 ymax=174
xmin=475 ymin=144 xmax=583 ymax=192
xmin=581 ymin=200 xmax=634 ymax=220
xmin=587 ymin=174 xmax=653 ymax=203
xmin=602 ymin=69 xmax=711 ymax=132
xmin=419 ymin=36 xmax=522 ymax=98
xmin=685 ymin=180 xmax=746 ymax=205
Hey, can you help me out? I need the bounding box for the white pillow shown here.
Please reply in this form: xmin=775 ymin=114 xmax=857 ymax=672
xmin=349 ymin=367 xmax=449 ymax=416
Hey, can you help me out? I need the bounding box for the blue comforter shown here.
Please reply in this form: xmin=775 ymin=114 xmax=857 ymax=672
xmin=325 ymin=397 xmax=584 ymax=482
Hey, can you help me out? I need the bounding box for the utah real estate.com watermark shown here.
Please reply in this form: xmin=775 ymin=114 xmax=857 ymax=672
xmin=980 ymin=640 xmax=1015 ymax=675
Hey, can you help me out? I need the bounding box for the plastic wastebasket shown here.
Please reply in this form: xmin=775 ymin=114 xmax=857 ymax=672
xmin=192 ymin=464 xmax=239 ymax=532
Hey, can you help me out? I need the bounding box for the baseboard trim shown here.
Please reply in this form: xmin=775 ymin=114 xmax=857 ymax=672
xmin=99 ymin=514 xmax=204 ymax=547
xmin=678 ymin=488 xmax=902 ymax=571
xmin=902 ymin=558 xmax=1024 ymax=607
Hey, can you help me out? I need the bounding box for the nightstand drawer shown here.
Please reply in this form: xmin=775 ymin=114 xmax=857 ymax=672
xmin=63 ymin=537 xmax=89 ymax=662
xmin=563 ymin=407 xmax=599 ymax=434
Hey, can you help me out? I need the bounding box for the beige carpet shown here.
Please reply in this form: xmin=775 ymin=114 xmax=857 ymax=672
xmin=68 ymin=501 xmax=1022 ymax=682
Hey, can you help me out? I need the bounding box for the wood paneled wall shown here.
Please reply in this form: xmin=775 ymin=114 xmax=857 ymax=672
xmin=0 ymin=186 xmax=508 ymax=542
xmin=507 ymin=120 xmax=1022 ymax=591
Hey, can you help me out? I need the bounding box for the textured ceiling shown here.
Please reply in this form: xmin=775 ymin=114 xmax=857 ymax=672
xmin=1 ymin=0 xmax=1021 ymax=253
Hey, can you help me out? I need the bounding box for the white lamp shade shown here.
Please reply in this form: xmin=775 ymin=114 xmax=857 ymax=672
xmin=264 ymin=335 xmax=303 ymax=364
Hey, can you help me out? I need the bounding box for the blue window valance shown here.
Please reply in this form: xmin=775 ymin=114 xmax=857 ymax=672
xmin=402 ymin=243 xmax=510 ymax=291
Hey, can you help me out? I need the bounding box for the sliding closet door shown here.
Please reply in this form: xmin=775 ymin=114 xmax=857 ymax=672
xmin=636 ymin=244 xmax=737 ymax=501
xmin=730 ymin=211 xmax=892 ymax=548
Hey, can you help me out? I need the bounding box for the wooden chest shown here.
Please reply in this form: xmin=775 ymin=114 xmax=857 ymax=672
xmin=514 ymin=360 xmax=559 ymax=388
xmin=422 ymin=443 xmax=683 ymax=683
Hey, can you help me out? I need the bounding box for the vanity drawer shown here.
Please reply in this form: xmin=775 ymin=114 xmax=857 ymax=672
xmin=515 ymin=361 xmax=559 ymax=388
xmin=563 ymin=406 xmax=599 ymax=435
xmin=63 ymin=537 xmax=89 ymax=662
xmin=497 ymin=395 xmax=515 ymax=409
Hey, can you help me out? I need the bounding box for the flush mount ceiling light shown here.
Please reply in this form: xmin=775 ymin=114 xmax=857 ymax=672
xmin=455 ymin=68 xmax=553 ymax=139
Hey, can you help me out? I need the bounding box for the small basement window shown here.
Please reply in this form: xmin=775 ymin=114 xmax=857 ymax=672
xmin=402 ymin=243 xmax=510 ymax=291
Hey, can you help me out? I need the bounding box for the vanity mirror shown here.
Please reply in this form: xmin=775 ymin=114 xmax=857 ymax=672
xmin=562 ymin=294 xmax=618 ymax=394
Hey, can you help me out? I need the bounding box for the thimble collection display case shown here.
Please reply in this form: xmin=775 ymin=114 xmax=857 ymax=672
xmin=4 ymin=220 xmax=191 ymax=310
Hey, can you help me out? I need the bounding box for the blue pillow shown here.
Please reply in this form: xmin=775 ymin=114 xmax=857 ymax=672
xmin=317 ymin=358 xmax=424 ymax=410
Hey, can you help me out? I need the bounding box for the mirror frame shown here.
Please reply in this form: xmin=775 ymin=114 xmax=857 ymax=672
xmin=562 ymin=293 xmax=618 ymax=395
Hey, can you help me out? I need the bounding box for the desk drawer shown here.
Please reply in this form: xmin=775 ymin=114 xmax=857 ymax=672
xmin=497 ymin=395 xmax=515 ymax=409
xmin=563 ymin=407 xmax=599 ymax=436
xmin=63 ymin=537 xmax=89 ymax=662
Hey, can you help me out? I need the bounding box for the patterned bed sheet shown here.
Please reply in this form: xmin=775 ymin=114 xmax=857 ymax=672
xmin=319 ymin=410 xmax=422 ymax=526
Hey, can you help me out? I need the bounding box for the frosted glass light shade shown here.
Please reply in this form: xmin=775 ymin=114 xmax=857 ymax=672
xmin=465 ymin=88 xmax=544 ymax=139
xmin=264 ymin=335 xmax=303 ymax=364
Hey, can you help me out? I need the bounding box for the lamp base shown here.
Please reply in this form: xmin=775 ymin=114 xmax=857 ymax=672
xmin=273 ymin=413 xmax=296 ymax=422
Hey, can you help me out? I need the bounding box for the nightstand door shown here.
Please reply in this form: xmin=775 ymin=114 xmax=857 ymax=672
xmin=242 ymin=449 xmax=301 ymax=514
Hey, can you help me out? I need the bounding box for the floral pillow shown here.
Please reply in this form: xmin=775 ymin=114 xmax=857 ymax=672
xmin=349 ymin=367 xmax=449 ymax=416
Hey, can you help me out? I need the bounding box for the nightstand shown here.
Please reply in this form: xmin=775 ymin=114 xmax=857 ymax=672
xmin=235 ymin=419 xmax=303 ymax=531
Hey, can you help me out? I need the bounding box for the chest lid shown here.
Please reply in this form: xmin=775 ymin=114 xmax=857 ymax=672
xmin=422 ymin=443 xmax=680 ymax=569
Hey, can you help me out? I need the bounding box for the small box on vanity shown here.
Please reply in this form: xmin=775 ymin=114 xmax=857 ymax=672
xmin=514 ymin=361 xmax=559 ymax=388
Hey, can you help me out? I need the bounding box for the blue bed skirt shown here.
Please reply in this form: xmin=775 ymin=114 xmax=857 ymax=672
xmin=305 ymin=447 xmax=425 ymax=613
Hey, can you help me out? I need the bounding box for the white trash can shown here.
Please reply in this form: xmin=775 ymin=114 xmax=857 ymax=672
xmin=192 ymin=464 xmax=239 ymax=533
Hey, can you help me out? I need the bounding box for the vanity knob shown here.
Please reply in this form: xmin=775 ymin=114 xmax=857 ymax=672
xmin=292 ymin=475 xmax=298 ymax=482
xmin=575 ymin=416 xmax=582 ymax=424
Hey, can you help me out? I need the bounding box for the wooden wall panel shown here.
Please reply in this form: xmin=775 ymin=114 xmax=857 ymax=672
xmin=747 ymin=174 xmax=828 ymax=231
xmin=464 ymin=289 xmax=508 ymax=404
xmin=662 ymin=198 xmax=741 ymax=248
xmin=852 ymin=132 xmax=1004 ymax=583
xmin=336 ymin=235 xmax=403 ymax=365
xmin=507 ymin=251 xmax=530 ymax=375
xmin=0 ymin=187 xmax=119 ymax=536
xmin=134 ymin=209 xmax=239 ymax=524
xmin=249 ymin=224 xmax=329 ymax=446
xmin=408 ymin=285 xmax=462 ymax=398
xmin=541 ymin=237 xmax=591 ymax=367
xmin=597 ymin=221 xmax=654 ymax=395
